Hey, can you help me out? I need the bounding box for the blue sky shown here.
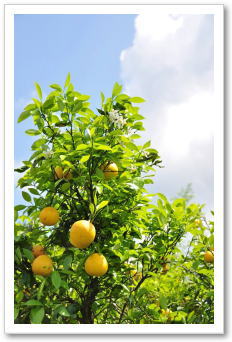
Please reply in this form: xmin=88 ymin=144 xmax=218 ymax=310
xmin=14 ymin=13 xmax=214 ymax=214
xmin=14 ymin=14 xmax=136 ymax=203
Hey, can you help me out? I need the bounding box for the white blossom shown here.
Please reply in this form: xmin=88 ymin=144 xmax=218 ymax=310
xmin=108 ymin=109 xmax=127 ymax=129
xmin=108 ymin=109 xmax=120 ymax=122
xmin=129 ymin=165 xmax=137 ymax=172
xmin=44 ymin=150 xmax=53 ymax=159
xmin=115 ymin=117 xmax=127 ymax=129
xmin=125 ymin=128 xmax=134 ymax=137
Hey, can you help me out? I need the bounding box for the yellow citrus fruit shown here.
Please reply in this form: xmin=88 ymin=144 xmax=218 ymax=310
xmin=32 ymin=245 xmax=45 ymax=258
xmin=101 ymin=162 xmax=118 ymax=180
xmin=54 ymin=166 xmax=63 ymax=179
xmin=194 ymin=219 xmax=202 ymax=227
xmin=129 ymin=269 xmax=137 ymax=277
xmin=39 ymin=207 xmax=59 ymax=226
xmin=64 ymin=169 xmax=73 ymax=180
xmin=161 ymin=308 xmax=172 ymax=316
xmin=85 ymin=253 xmax=108 ymax=276
xmin=129 ymin=269 xmax=141 ymax=281
xmin=204 ymin=251 xmax=214 ymax=263
xmin=161 ymin=263 xmax=169 ymax=274
xmin=69 ymin=220 xmax=96 ymax=248
xmin=32 ymin=255 xmax=53 ymax=276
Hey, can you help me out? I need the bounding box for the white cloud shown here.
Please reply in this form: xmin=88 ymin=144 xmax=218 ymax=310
xmin=120 ymin=14 xmax=214 ymax=212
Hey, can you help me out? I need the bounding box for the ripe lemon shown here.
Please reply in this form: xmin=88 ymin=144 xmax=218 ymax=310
xmin=69 ymin=220 xmax=96 ymax=248
xmin=32 ymin=245 xmax=45 ymax=258
xmin=64 ymin=169 xmax=73 ymax=180
xmin=39 ymin=207 xmax=59 ymax=226
xmin=204 ymin=251 xmax=214 ymax=263
xmin=32 ymin=255 xmax=53 ymax=276
xmin=101 ymin=162 xmax=118 ymax=180
xmin=85 ymin=253 xmax=108 ymax=276
xmin=54 ymin=166 xmax=63 ymax=179
xmin=161 ymin=263 xmax=169 ymax=274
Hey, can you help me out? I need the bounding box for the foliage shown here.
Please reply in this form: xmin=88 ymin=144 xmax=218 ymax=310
xmin=14 ymin=74 xmax=214 ymax=324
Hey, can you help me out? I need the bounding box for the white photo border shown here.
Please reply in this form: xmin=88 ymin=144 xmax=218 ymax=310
xmin=5 ymin=3 xmax=224 ymax=334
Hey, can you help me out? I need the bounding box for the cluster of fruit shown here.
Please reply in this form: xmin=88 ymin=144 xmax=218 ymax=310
xmin=31 ymin=162 xmax=119 ymax=278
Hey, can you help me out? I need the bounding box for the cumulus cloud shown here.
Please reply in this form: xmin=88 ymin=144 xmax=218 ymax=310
xmin=120 ymin=14 xmax=214 ymax=212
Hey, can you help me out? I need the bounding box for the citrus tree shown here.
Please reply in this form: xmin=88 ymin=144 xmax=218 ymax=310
xmin=14 ymin=74 xmax=214 ymax=324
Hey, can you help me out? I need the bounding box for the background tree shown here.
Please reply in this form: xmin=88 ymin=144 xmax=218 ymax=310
xmin=14 ymin=74 xmax=214 ymax=324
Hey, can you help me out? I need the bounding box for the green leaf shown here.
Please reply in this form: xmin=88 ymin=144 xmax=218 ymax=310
xmin=31 ymin=138 xmax=46 ymax=150
xmin=80 ymin=155 xmax=90 ymax=163
xmin=61 ymin=182 xmax=70 ymax=192
xmin=89 ymin=203 xmax=95 ymax=215
xmin=129 ymin=97 xmax=145 ymax=103
xmin=143 ymin=140 xmax=151 ymax=149
xmin=25 ymin=129 xmax=40 ymax=136
xmin=14 ymin=165 xmax=29 ymax=173
xmin=50 ymin=84 xmax=62 ymax=91
xmin=34 ymin=82 xmax=42 ymax=100
xmin=37 ymin=278 xmax=46 ymax=300
xmin=64 ymin=72 xmax=71 ymax=88
xmin=62 ymin=255 xmax=73 ymax=270
xmin=16 ymin=291 xmax=24 ymax=303
xmin=76 ymin=144 xmax=89 ymax=151
xmin=18 ymin=111 xmax=31 ymax=123
xmin=160 ymin=296 xmax=167 ymax=309
xmin=100 ymin=91 xmax=105 ymax=105
xmin=51 ymin=271 xmax=61 ymax=290
xmin=14 ymin=204 xmax=26 ymax=211
xmin=15 ymin=247 xmax=22 ymax=261
xmin=96 ymin=200 xmax=109 ymax=212
xmin=22 ymin=191 xmax=31 ymax=202
xmin=24 ymin=103 xmax=36 ymax=111
xmin=30 ymin=306 xmax=45 ymax=324
xmin=94 ymin=144 xmax=112 ymax=151
xmin=43 ymin=98 xmax=55 ymax=110
xmin=112 ymin=82 xmax=123 ymax=97
xmin=96 ymin=168 xmax=104 ymax=179
xmin=22 ymin=248 xmax=34 ymax=262
xmin=14 ymin=308 xmax=19 ymax=320
xmin=57 ymin=305 xmax=70 ymax=317
xmin=77 ymin=94 xmax=90 ymax=101
xmin=28 ymin=187 xmax=39 ymax=195
xmin=24 ymin=300 xmax=43 ymax=306
xmin=32 ymin=98 xmax=42 ymax=108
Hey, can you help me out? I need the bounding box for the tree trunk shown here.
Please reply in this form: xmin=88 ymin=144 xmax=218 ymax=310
xmin=80 ymin=278 xmax=99 ymax=324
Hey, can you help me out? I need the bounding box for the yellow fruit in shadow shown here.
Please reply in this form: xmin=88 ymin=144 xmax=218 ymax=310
xmin=101 ymin=162 xmax=118 ymax=180
xmin=32 ymin=245 xmax=45 ymax=258
xmin=64 ymin=169 xmax=73 ymax=180
xmin=161 ymin=308 xmax=172 ymax=316
xmin=69 ymin=220 xmax=96 ymax=248
xmin=54 ymin=166 xmax=63 ymax=179
xmin=85 ymin=253 xmax=108 ymax=276
xmin=161 ymin=263 xmax=169 ymax=274
xmin=129 ymin=270 xmax=142 ymax=282
xmin=32 ymin=255 xmax=53 ymax=276
xmin=39 ymin=207 xmax=60 ymax=226
xmin=134 ymin=271 xmax=142 ymax=282
xmin=204 ymin=251 xmax=214 ymax=263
